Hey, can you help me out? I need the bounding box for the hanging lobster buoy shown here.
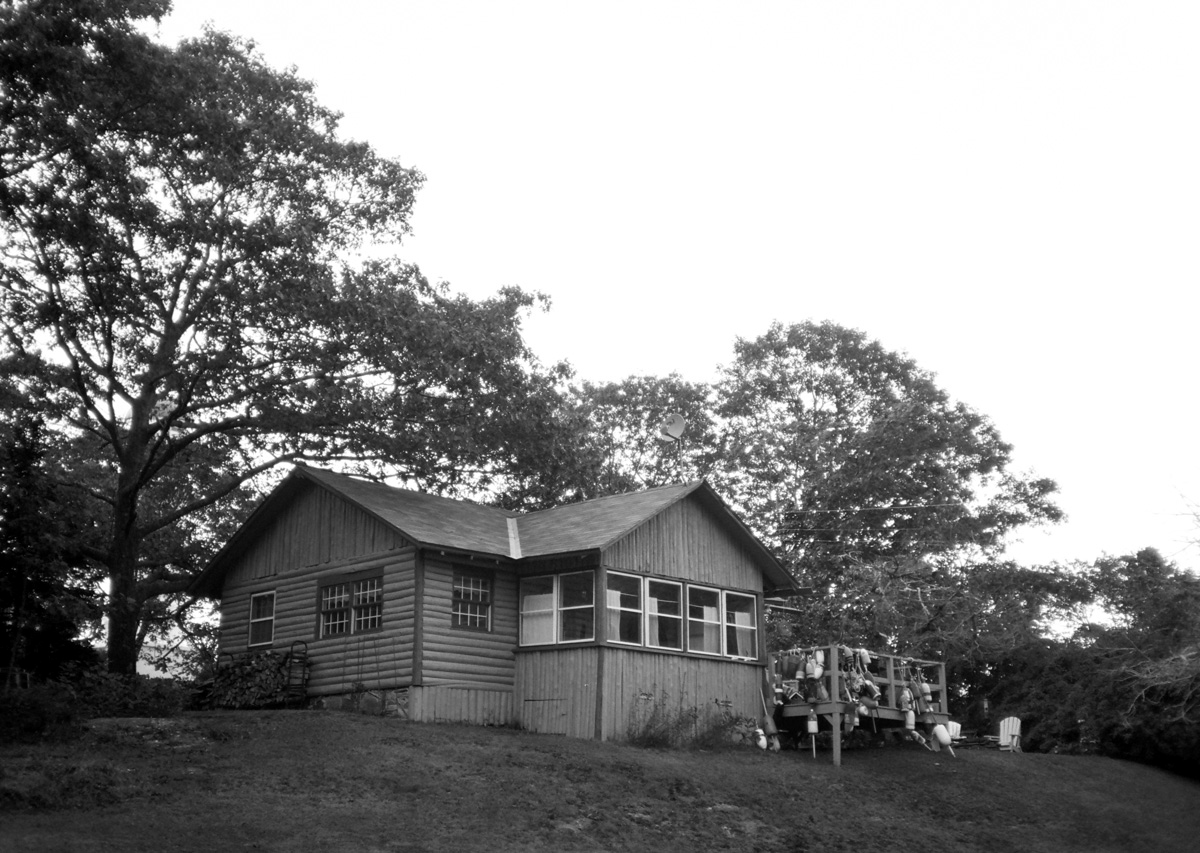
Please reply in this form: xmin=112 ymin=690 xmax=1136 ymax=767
xmin=858 ymin=648 xmax=872 ymax=670
xmin=815 ymin=649 xmax=825 ymax=667
xmin=933 ymin=724 xmax=952 ymax=748
xmin=899 ymin=686 xmax=913 ymax=712
xmin=905 ymin=709 xmax=916 ymax=730
xmin=919 ymin=680 xmax=933 ymax=705
xmin=807 ymin=708 xmax=819 ymax=734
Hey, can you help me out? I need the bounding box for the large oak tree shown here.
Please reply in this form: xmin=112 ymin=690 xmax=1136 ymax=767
xmin=1 ymin=0 xmax=571 ymax=673
xmin=710 ymin=321 xmax=1064 ymax=651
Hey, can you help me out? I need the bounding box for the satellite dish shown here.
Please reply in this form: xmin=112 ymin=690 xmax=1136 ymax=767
xmin=657 ymin=414 xmax=687 ymax=443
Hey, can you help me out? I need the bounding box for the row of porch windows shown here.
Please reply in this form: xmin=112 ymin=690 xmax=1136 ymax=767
xmin=248 ymin=569 xmax=758 ymax=661
xmin=519 ymin=570 xmax=759 ymax=660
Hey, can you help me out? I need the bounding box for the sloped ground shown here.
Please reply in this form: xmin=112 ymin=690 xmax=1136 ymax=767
xmin=1 ymin=710 xmax=1197 ymax=853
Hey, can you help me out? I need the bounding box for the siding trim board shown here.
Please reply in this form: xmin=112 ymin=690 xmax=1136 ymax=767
xmin=413 ymin=550 xmax=426 ymax=687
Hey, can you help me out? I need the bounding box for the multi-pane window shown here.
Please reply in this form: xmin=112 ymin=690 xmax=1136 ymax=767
xmin=320 ymin=575 xmax=383 ymax=637
xmin=518 ymin=571 xmax=596 ymax=646
xmin=606 ymin=572 xmax=643 ymax=645
xmin=248 ymin=591 xmax=275 ymax=647
xmin=724 ymin=591 xmax=758 ymax=659
xmin=687 ymin=586 xmax=723 ymax=655
xmin=452 ymin=571 xmax=492 ymax=630
xmin=646 ymin=580 xmax=683 ymax=650
xmin=354 ymin=577 xmax=383 ymax=632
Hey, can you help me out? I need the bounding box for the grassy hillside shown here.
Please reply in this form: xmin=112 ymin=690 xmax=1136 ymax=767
xmin=2 ymin=710 xmax=1197 ymax=852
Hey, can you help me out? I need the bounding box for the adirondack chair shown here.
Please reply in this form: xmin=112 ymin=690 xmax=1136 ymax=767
xmin=997 ymin=716 xmax=1021 ymax=752
xmin=945 ymin=720 xmax=963 ymax=742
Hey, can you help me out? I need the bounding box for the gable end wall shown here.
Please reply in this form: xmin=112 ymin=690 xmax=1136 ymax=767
xmin=222 ymin=483 xmax=409 ymax=587
xmin=600 ymin=494 xmax=765 ymax=590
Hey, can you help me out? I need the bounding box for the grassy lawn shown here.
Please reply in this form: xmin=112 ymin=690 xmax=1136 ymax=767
xmin=2 ymin=710 xmax=1197 ymax=852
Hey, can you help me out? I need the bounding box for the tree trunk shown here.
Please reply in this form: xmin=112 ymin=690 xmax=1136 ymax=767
xmin=106 ymin=464 xmax=144 ymax=675
xmin=106 ymin=584 xmax=142 ymax=675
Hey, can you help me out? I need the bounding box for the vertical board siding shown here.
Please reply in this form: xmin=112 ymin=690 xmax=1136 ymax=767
xmin=602 ymin=648 xmax=763 ymax=741
xmin=601 ymin=495 xmax=763 ymax=590
xmin=219 ymin=549 xmax=417 ymax=696
xmin=514 ymin=648 xmax=599 ymax=738
xmin=418 ymin=559 xmax=518 ymax=688
xmin=224 ymin=485 xmax=407 ymax=587
xmin=408 ymin=686 xmax=514 ymax=726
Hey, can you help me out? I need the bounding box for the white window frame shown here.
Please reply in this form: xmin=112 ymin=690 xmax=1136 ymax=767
xmin=518 ymin=575 xmax=556 ymax=645
xmin=518 ymin=571 xmax=596 ymax=646
xmin=686 ymin=584 xmax=724 ymax=656
xmin=248 ymin=591 xmax=275 ymax=647
xmin=606 ymin=571 xmax=644 ymax=646
xmin=722 ymin=590 xmax=759 ymax=661
xmin=557 ymin=570 xmax=595 ymax=644
xmin=645 ymin=579 xmax=684 ymax=651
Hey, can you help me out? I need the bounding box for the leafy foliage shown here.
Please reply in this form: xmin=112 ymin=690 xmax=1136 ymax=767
xmin=567 ymin=374 xmax=716 ymax=497
xmin=1 ymin=1 xmax=574 ymax=672
xmin=713 ymin=321 xmax=1062 ymax=572
xmin=0 ymin=410 xmax=102 ymax=681
xmin=977 ymin=550 xmax=1200 ymax=777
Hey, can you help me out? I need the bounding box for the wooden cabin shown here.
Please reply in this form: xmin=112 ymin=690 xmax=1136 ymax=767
xmin=191 ymin=465 xmax=797 ymax=741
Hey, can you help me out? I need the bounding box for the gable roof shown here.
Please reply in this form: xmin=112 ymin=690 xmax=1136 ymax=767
xmin=192 ymin=465 xmax=796 ymax=596
xmin=296 ymin=465 xmax=513 ymax=556
xmin=516 ymin=481 xmax=700 ymax=557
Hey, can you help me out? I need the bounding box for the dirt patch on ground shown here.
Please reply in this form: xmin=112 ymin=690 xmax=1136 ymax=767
xmin=2 ymin=710 xmax=1197 ymax=852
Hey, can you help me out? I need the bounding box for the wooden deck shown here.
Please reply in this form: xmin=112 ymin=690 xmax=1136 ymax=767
xmin=769 ymin=645 xmax=949 ymax=765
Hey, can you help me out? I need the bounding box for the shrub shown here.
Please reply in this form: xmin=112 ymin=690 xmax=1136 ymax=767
xmin=0 ymin=682 xmax=79 ymax=742
xmin=625 ymin=690 xmax=758 ymax=750
xmin=67 ymin=666 xmax=187 ymax=718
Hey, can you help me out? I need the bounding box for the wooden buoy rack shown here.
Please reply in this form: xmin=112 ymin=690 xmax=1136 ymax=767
xmin=770 ymin=644 xmax=949 ymax=766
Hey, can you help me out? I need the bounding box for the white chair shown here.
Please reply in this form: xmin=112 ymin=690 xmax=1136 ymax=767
xmin=945 ymin=720 xmax=963 ymax=742
xmin=998 ymin=716 xmax=1022 ymax=752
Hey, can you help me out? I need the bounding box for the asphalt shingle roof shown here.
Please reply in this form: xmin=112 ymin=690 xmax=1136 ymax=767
xmin=194 ymin=465 xmax=794 ymax=595
xmin=297 ymin=466 xmax=514 ymax=557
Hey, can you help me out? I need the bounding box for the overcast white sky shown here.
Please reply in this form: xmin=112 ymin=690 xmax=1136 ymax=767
xmin=156 ymin=1 xmax=1200 ymax=571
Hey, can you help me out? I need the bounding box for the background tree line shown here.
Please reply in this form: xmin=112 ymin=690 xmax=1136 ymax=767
xmin=3 ymin=0 xmax=1197 ymax=776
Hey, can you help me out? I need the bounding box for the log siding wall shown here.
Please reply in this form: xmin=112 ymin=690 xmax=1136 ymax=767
xmin=219 ymin=549 xmax=418 ymax=695
xmin=419 ymin=558 xmax=518 ymax=689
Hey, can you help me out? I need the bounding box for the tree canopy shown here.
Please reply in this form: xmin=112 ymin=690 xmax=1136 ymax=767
xmin=1 ymin=0 xmax=572 ymax=672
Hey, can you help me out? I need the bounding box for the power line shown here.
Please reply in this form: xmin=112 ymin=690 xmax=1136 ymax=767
xmin=780 ymin=503 xmax=969 ymax=513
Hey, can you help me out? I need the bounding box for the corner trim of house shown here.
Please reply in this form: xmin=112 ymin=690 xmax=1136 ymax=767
xmin=413 ymin=550 xmax=426 ymax=687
